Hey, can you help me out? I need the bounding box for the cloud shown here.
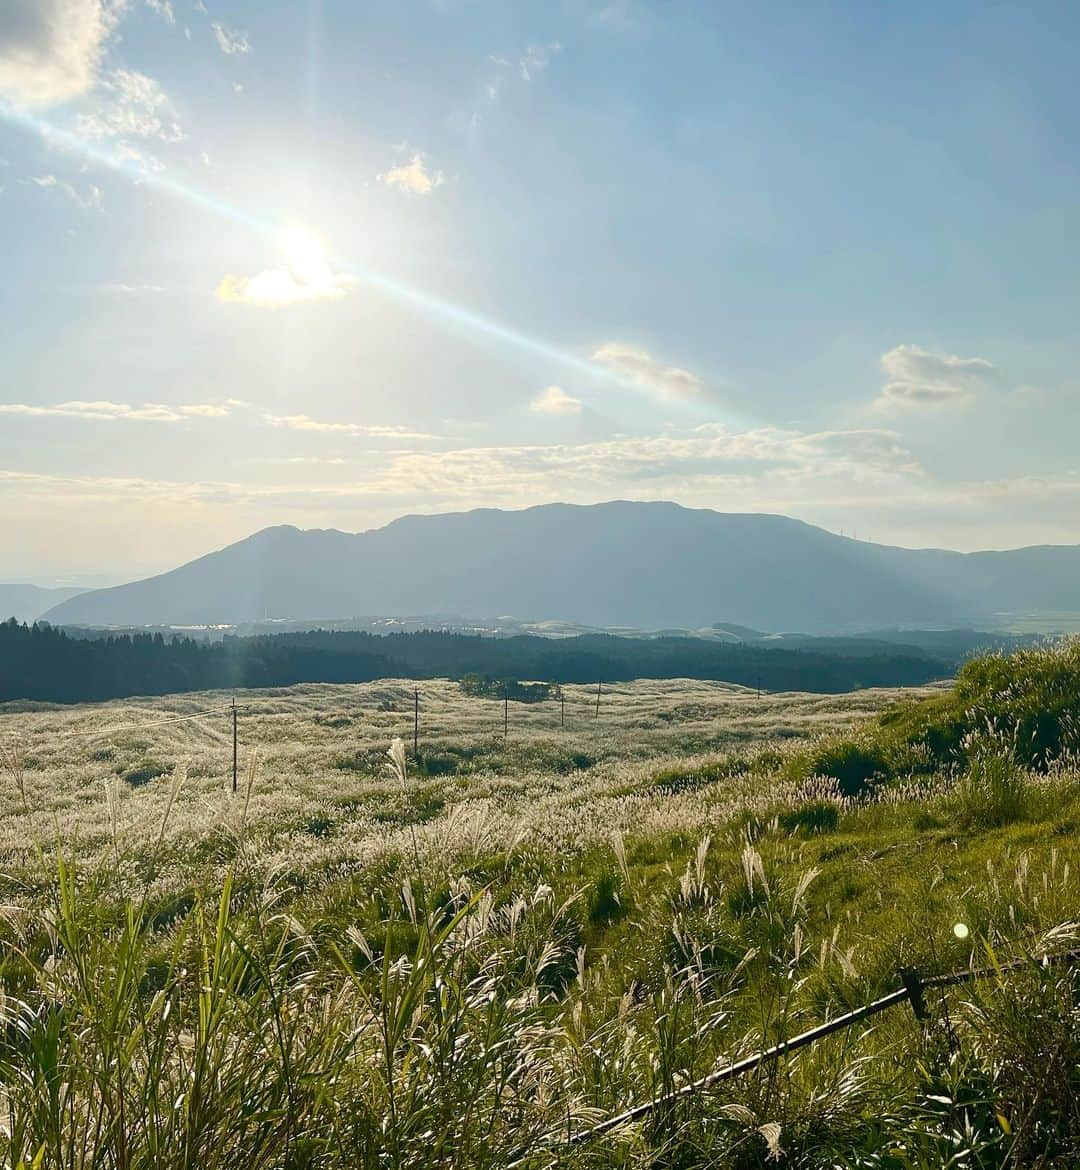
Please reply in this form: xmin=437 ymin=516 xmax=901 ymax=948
xmin=0 ymin=0 xmax=117 ymax=107
xmin=143 ymin=0 xmax=175 ymax=25
xmin=0 ymin=400 xmax=230 ymax=422
xmin=1 ymin=422 xmax=920 ymax=514
xmin=262 ymin=413 xmax=439 ymax=441
xmin=591 ymin=342 xmax=705 ymax=399
xmin=215 ymin=268 xmax=357 ymax=307
xmin=23 ymin=172 xmax=102 ymax=208
xmin=377 ymin=153 xmax=444 ymax=195
xmin=211 ymin=22 xmax=251 ymax=55
xmin=529 ymin=386 xmax=583 ymax=416
xmin=518 ymin=42 xmax=561 ymax=81
xmin=98 ymin=281 xmax=166 ymax=294
xmin=73 ymin=68 xmax=185 ymax=142
xmin=875 ymin=344 xmax=998 ymax=409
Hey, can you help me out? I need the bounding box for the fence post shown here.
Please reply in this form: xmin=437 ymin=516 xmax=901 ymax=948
xmin=595 ymin=680 xmax=602 ymax=719
xmin=231 ymin=697 xmax=238 ymax=794
xmin=414 ymin=688 xmax=419 ymax=758
xmin=899 ymin=967 xmax=927 ymax=1020
xmin=504 ymin=688 xmax=509 ymax=738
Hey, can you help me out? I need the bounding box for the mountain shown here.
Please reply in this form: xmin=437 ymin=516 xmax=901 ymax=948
xmin=41 ymin=501 xmax=1080 ymax=634
xmin=1 ymin=584 xmax=85 ymax=624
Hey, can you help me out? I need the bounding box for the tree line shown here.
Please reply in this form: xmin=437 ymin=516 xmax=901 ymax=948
xmin=0 ymin=619 xmax=950 ymax=704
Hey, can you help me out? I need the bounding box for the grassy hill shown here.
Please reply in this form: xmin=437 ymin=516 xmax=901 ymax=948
xmin=0 ymin=650 xmax=1076 ymax=1167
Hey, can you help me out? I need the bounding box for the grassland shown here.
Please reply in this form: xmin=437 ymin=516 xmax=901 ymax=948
xmin=0 ymin=664 xmax=1077 ymax=1168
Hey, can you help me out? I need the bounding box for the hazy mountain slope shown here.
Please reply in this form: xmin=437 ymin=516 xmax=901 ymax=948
xmin=1 ymin=585 xmax=85 ymax=624
xmin=41 ymin=501 xmax=1080 ymax=633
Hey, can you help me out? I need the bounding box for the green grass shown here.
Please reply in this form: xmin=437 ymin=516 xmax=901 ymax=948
xmin=0 ymin=660 xmax=1077 ymax=1167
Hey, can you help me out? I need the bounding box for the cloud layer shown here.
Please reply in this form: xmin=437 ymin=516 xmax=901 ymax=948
xmin=0 ymin=399 xmax=229 ymax=422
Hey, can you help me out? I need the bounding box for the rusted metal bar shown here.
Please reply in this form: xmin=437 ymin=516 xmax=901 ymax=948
xmin=509 ymin=946 xmax=1080 ymax=1165
xmin=564 ymin=986 xmax=911 ymax=1148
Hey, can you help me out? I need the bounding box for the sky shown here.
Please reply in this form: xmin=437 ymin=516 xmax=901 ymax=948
xmin=2 ymin=0 xmax=1079 ymax=585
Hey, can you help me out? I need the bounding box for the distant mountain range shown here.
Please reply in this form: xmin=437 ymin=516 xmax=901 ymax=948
xmin=37 ymin=501 xmax=1080 ymax=634
xmin=0 ymin=584 xmax=85 ymax=624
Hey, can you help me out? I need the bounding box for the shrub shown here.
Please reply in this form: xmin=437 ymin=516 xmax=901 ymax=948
xmin=796 ymin=739 xmax=889 ymax=796
xmin=950 ymin=741 xmax=1029 ymax=829
xmin=120 ymin=759 xmax=171 ymax=787
xmin=779 ymin=801 xmax=840 ymax=835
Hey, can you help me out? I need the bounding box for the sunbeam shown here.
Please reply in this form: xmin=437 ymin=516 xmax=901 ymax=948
xmin=1 ymin=101 xmax=671 ymax=399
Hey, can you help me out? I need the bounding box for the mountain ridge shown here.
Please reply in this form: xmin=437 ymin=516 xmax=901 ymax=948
xmin=40 ymin=501 xmax=1080 ymax=633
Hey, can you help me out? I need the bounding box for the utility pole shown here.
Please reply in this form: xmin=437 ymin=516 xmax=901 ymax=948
xmin=413 ymin=687 xmax=419 ymax=758
xmin=595 ymin=679 xmax=602 ymax=720
xmin=231 ymin=696 xmax=238 ymax=794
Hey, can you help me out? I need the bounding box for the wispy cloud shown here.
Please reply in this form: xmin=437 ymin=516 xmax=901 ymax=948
xmin=518 ymin=42 xmax=561 ymax=81
xmin=98 ymin=282 xmax=166 ymax=294
xmin=592 ymin=342 xmax=705 ymax=399
xmin=263 ymin=413 xmax=439 ymax=441
xmin=377 ymin=152 xmax=444 ymax=195
xmin=529 ymin=386 xmax=583 ymax=416
xmin=875 ymin=344 xmax=998 ymax=409
xmin=144 ymin=0 xmax=175 ymax=26
xmin=0 ymin=400 xmax=230 ymax=422
xmin=211 ymin=22 xmax=251 ymax=55
xmin=23 ymin=173 xmax=102 ymax=209
xmin=74 ymin=69 xmax=185 ymax=143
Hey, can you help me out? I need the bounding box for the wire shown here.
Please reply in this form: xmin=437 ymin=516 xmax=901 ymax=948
xmin=62 ymin=704 xmax=239 ymax=740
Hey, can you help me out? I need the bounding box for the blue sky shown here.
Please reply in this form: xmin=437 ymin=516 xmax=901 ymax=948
xmin=1 ymin=1 xmax=1078 ymax=583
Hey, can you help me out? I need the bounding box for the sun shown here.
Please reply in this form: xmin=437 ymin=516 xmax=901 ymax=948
xmin=280 ymin=224 xmax=330 ymax=286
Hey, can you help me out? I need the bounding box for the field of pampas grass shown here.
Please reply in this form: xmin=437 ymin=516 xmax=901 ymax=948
xmin=0 ymin=666 xmax=1077 ymax=1168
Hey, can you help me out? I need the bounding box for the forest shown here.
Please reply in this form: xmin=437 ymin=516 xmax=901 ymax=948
xmin=0 ymin=619 xmax=950 ymax=703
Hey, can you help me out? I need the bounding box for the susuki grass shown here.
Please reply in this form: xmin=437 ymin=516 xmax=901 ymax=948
xmin=0 ymin=661 xmax=1077 ymax=1167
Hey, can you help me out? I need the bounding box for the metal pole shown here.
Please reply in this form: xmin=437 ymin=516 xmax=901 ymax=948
xmin=231 ymin=697 xmax=238 ymax=794
xmin=504 ymin=689 xmax=509 ymax=738
xmin=414 ymin=688 xmax=419 ymax=757
xmin=595 ymin=679 xmax=601 ymax=719
xmin=561 ymin=688 xmax=565 ymax=728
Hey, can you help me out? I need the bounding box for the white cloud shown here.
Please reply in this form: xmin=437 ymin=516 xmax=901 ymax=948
xmin=0 ymin=0 xmax=117 ymax=107
xmin=98 ymin=281 xmax=166 ymax=294
xmin=875 ymin=344 xmax=998 ymax=409
xmin=0 ymin=400 xmax=231 ymax=422
xmin=74 ymin=68 xmax=185 ymax=142
xmin=529 ymin=386 xmax=583 ymax=416
xmin=519 ymin=42 xmax=561 ymax=81
xmin=211 ymin=22 xmax=250 ymax=55
xmin=377 ymin=152 xmax=444 ymax=195
xmin=592 ymin=342 xmax=705 ymax=399
xmin=23 ymin=172 xmax=102 ymax=208
xmin=262 ymin=414 xmax=439 ymax=441
xmin=216 ymin=268 xmax=357 ymax=307
xmin=144 ymin=0 xmax=175 ymax=25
